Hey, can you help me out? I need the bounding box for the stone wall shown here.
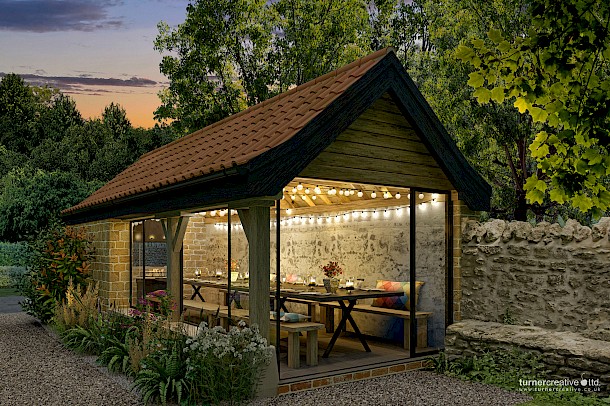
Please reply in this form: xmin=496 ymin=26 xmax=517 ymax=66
xmin=183 ymin=202 xmax=448 ymax=347
xmin=445 ymin=320 xmax=610 ymax=396
xmin=79 ymin=219 xmax=131 ymax=307
xmin=461 ymin=218 xmax=610 ymax=341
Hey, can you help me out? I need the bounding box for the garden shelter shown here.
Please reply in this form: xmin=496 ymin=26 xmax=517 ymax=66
xmin=63 ymin=47 xmax=490 ymax=387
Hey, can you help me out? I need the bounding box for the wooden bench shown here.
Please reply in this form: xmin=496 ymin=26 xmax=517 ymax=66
xmin=320 ymin=302 xmax=432 ymax=349
xmin=278 ymin=321 xmax=324 ymax=368
xmin=183 ymin=299 xmax=323 ymax=368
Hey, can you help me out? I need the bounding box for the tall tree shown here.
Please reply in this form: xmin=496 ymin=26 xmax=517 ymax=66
xmin=0 ymin=74 xmax=39 ymax=154
xmin=154 ymin=0 xmax=370 ymax=134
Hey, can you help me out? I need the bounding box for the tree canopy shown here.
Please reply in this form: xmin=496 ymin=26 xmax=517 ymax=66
xmin=0 ymin=74 xmax=177 ymax=241
xmin=457 ymin=0 xmax=610 ymax=216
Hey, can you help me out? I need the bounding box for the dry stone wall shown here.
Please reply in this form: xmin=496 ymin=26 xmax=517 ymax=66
xmin=445 ymin=320 xmax=610 ymax=396
xmin=461 ymin=218 xmax=610 ymax=342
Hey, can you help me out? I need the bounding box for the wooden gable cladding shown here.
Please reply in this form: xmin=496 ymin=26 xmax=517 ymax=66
xmin=299 ymin=93 xmax=453 ymax=190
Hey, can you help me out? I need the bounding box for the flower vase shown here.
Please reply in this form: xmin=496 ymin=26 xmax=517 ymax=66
xmin=323 ymin=278 xmax=339 ymax=293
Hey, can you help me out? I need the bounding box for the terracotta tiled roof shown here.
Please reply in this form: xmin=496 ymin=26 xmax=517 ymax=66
xmin=64 ymin=48 xmax=394 ymax=215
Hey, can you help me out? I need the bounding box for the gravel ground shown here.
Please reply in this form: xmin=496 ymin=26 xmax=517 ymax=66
xmin=249 ymin=371 xmax=533 ymax=406
xmin=0 ymin=312 xmax=143 ymax=406
xmin=0 ymin=304 xmax=532 ymax=406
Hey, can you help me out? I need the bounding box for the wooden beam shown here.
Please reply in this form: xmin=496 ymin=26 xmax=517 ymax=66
xmin=237 ymin=207 xmax=271 ymax=340
xmin=161 ymin=216 xmax=190 ymax=321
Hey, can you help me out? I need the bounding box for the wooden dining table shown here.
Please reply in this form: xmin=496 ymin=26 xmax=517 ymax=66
xmin=183 ymin=278 xmax=403 ymax=358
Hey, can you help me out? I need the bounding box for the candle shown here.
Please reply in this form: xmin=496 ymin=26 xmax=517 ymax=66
xmin=345 ymin=278 xmax=355 ymax=293
xmin=309 ymin=275 xmax=317 ymax=286
xmin=215 ymin=269 xmax=223 ymax=279
xmin=194 ymin=268 xmax=201 ymax=278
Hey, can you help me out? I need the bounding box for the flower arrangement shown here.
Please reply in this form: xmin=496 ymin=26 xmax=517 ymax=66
xmin=226 ymin=259 xmax=239 ymax=272
xmin=321 ymin=261 xmax=343 ymax=279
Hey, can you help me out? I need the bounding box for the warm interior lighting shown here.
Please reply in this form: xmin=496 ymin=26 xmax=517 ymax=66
xmin=432 ymin=193 xmax=439 ymax=200
xmin=301 ymin=195 xmax=307 ymax=201
xmin=357 ymin=190 xmax=363 ymax=198
xmin=297 ymin=182 xmax=303 ymax=190
xmin=292 ymin=187 xmax=297 ymax=194
xmin=395 ymin=192 xmax=401 ymax=199
xmin=286 ymin=209 xmax=292 ymax=214
xmin=371 ymin=191 xmax=377 ymax=199
xmin=314 ymin=185 xmax=321 ymax=194
xmin=312 ymin=195 xmax=317 ymax=200
xmin=305 ymin=187 xmax=310 ymax=194
xmin=418 ymin=193 xmax=424 ymax=199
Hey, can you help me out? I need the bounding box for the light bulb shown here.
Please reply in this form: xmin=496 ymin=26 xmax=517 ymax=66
xmin=292 ymin=187 xmax=297 ymax=194
xmin=384 ymin=210 xmax=390 ymax=218
xmin=297 ymin=183 xmax=303 ymax=190
xmin=317 ymin=217 xmax=323 ymax=224
xmin=420 ymin=203 xmax=427 ymax=211
xmin=350 ymin=189 xmax=355 ymax=195
xmin=301 ymin=195 xmax=307 ymax=201
xmin=395 ymin=192 xmax=401 ymax=199
xmin=210 ymin=210 xmax=217 ymax=217
xmin=314 ymin=185 xmax=321 ymax=194
xmin=418 ymin=193 xmax=424 ymax=199
xmin=331 ymin=187 xmax=337 ymax=195
xmin=291 ymin=195 xmax=296 ymax=200
xmin=361 ymin=211 xmax=368 ymax=218
xmin=372 ymin=210 xmax=379 ymax=218
xmin=201 ymin=211 xmax=206 ymax=216
xmin=305 ymin=188 xmax=310 ymax=194
xmin=312 ymin=195 xmax=317 ymax=200
xmin=396 ymin=208 xmax=403 ymax=216
xmin=353 ymin=211 xmax=360 ymax=219
xmin=286 ymin=209 xmax=292 ymax=215
xmin=371 ymin=191 xmax=377 ymax=199
xmin=309 ymin=217 xmax=314 ymax=224
xmin=343 ymin=213 xmax=350 ymax=220
xmin=432 ymin=193 xmax=439 ymax=200
xmin=357 ymin=190 xmax=363 ymax=198
xmin=339 ymin=189 xmax=344 ymax=196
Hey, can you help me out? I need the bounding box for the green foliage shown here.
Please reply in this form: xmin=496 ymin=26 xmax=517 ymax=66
xmin=0 ymin=74 xmax=40 ymax=154
xmin=134 ymin=344 xmax=188 ymax=406
xmin=458 ymin=0 xmax=610 ymax=217
xmin=20 ymin=224 xmax=94 ymax=322
xmin=0 ymin=266 xmax=27 ymax=288
xmin=98 ymin=333 xmax=137 ymax=375
xmin=0 ymin=167 xmax=100 ymax=241
xmin=433 ymin=349 xmax=610 ymax=405
xmin=0 ymin=241 xmax=30 ymax=266
xmin=154 ymin=0 xmax=370 ymax=134
xmin=184 ymin=322 xmax=272 ymax=404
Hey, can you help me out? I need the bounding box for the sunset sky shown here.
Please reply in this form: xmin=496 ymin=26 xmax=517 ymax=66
xmin=0 ymin=0 xmax=191 ymax=128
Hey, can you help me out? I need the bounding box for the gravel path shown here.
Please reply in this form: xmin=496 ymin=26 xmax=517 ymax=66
xmin=0 ymin=312 xmax=142 ymax=406
xmin=0 ymin=301 xmax=531 ymax=406
xmin=249 ymin=371 xmax=532 ymax=406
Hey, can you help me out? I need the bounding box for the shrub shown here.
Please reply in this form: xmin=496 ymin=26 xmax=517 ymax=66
xmin=20 ymin=223 xmax=94 ymax=322
xmin=184 ymin=322 xmax=272 ymax=404
xmin=0 ymin=241 xmax=30 ymax=266
xmin=0 ymin=266 xmax=26 ymax=288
